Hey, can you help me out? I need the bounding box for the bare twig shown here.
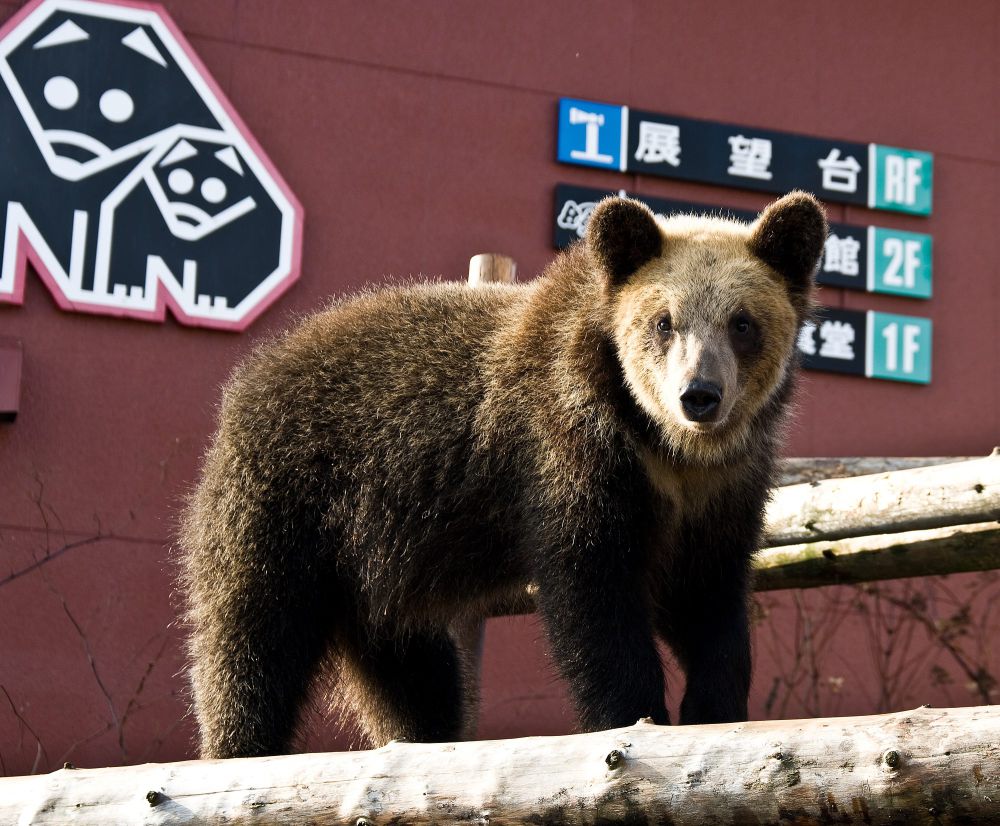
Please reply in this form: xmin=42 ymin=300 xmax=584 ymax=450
xmin=0 ymin=535 xmax=105 ymax=590
xmin=0 ymin=686 xmax=48 ymax=776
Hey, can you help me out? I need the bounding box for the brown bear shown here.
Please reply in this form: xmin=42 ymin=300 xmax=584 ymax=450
xmin=181 ymin=191 xmax=826 ymax=758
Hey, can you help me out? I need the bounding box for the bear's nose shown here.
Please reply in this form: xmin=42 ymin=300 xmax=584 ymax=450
xmin=680 ymin=380 xmax=723 ymax=423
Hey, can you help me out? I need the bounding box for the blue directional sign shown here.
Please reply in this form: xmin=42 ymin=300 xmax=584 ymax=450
xmin=557 ymin=98 xmax=933 ymax=216
xmin=556 ymin=98 xmax=626 ymax=172
xmin=818 ymin=224 xmax=932 ymax=299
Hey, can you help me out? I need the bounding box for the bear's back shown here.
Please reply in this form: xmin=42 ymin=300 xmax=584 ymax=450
xmin=210 ymin=281 xmax=536 ymax=618
xmin=224 ymin=280 xmax=527 ymax=440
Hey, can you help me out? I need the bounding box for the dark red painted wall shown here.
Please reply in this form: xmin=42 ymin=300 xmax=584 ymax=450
xmin=1 ymin=0 xmax=997 ymax=775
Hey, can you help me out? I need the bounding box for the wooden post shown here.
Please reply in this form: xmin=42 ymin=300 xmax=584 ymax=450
xmin=2 ymin=706 xmax=998 ymax=824
xmin=459 ymin=253 xmax=517 ymax=695
xmin=468 ymin=253 xmax=516 ymax=286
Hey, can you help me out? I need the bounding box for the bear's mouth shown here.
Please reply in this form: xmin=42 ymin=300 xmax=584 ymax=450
xmin=679 ymin=405 xmax=733 ymax=434
xmin=683 ymin=419 xmax=724 ymax=434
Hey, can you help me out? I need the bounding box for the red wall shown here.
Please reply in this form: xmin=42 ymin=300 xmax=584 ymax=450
xmin=1 ymin=0 xmax=997 ymax=775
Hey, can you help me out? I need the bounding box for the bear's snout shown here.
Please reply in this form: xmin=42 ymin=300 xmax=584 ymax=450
xmin=680 ymin=380 xmax=723 ymax=423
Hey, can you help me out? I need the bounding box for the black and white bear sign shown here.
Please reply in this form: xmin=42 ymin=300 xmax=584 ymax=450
xmin=0 ymin=0 xmax=302 ymax=330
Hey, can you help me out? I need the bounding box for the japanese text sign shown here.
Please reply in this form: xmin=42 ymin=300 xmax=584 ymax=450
xmin=557 ymin=98 xmax=933 ymax=216
xmin=798 ymin=308 xmax=932 ymax=384
xmin=554 ymin=185 xmax=932 ymax=300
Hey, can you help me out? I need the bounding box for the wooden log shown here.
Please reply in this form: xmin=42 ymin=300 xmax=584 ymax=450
xmin=485 ymin=520 xmax=1000 ymax=618
xmin=766 ymin=450 xmax=1000 ymax=547
xmin=3 ymin=707 xmax=998 ymax=825
xmin=484 ymin=519 xmax=1000 ymax=617
xmin=778 ymin=456 xmax=974 ymax=487
xmin=468 ymin=253 xmax=517 ymax=286
xmin=754 ymin=521 xmax=1000 ymax=591
xmin=479 ymin=455 xmax=1000 ymax=617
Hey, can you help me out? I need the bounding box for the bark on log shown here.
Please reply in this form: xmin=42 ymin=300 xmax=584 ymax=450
xmin=754 ymin=521 xmax=1000 ymax=591
xmin=766 ymin=450 xmax=1000 ymax=547
xmin=3 ymin=707 xmax=998 ymax=825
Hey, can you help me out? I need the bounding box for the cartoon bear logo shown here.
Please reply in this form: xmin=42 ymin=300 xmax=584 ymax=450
xmin=0 ymin=0 xmax=303 ymax=331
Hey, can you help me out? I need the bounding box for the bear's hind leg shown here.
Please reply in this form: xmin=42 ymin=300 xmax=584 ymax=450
xmin=337 ymin=626 xmax=468 ymax=747
xmin=188 ymin=572 xmax=333 ymax=759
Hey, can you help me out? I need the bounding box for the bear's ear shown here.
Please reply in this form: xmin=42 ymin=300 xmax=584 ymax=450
xmin=747 ymin=191 xmax=828 ymax=298
xmin=587 ymin=196 xmax=663 ymax=284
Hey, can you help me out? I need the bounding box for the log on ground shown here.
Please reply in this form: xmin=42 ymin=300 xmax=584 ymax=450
xmin=2 ymin=706 xmax=999 ymax=825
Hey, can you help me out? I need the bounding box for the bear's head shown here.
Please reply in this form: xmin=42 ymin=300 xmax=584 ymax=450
xmin=588 ymin=192 xmax=827 ymax=464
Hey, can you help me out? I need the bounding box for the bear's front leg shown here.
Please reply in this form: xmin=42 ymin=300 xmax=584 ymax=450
xmin=535 ymin=552 xmax=669 ymax=731
xmin=657 ymin=548 xmax=753 ymax=725
xmin=669 ymin=593 xmax=751 ymax=725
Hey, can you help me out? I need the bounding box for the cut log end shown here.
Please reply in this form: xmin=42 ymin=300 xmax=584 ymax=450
xmin=468 ymin=253 xmax=517 ymax=286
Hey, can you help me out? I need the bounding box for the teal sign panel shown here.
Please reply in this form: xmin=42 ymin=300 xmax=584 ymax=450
xmin=868 ymin=228 xmax=933 ymax=298
xmin=867 ymin=311 xmax=933 ymax=384
xmin=868 ymin=145 xmax=934 ymax=216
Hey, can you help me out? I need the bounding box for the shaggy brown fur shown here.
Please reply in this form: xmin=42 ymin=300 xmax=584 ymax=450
xmin=182 ymin=191 xmax=827 ymax=758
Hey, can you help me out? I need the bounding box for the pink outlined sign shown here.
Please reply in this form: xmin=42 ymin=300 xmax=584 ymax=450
xmin=0 ymin=0 xmax=304 ymax=331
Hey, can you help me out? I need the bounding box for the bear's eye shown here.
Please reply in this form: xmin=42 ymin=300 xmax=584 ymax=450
xmin=731 ymin=313 xmax=754 ymax=336
xmin=655 ymin=315 xmax=672 ymax=335
xmin=729 ymin=312 xmax=762 ymax=357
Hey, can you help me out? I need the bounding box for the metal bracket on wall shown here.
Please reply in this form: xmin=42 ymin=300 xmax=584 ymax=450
xmin=0 ymin=337 xmax=22 ymax=422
